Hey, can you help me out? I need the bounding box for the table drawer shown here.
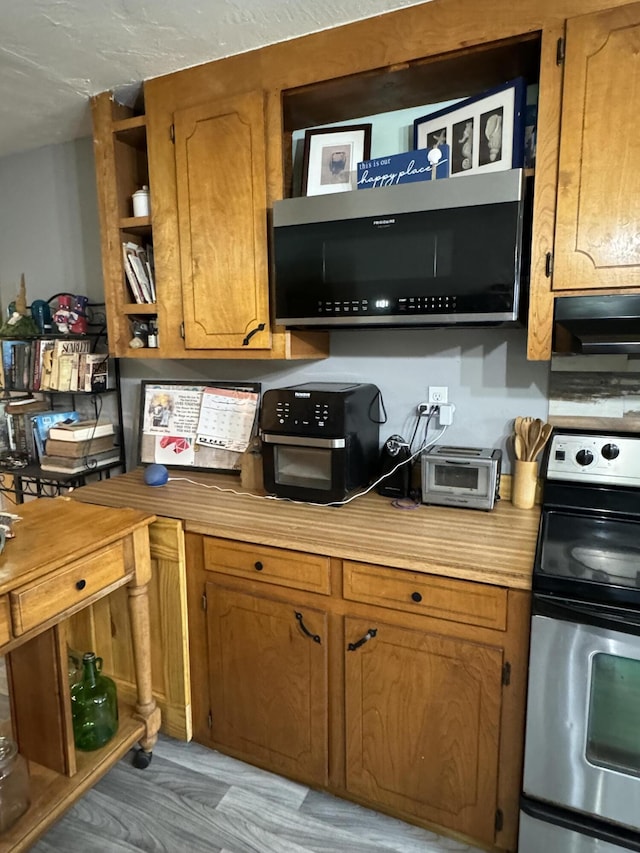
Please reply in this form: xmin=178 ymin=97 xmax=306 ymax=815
xmin=203 ymin=537 xmax=331 ymax=595
xmin=343 ymin=561 xmax=507 ymax=630
xmin=11 ymin=542 xmax=128 ymax=635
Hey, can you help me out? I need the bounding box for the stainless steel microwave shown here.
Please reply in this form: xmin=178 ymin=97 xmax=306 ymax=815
xmin=273 ymin=169 xmax=527 ymax=329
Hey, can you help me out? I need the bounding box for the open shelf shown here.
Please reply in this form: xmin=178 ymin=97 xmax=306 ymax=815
xmin=0 ymin=707 xmax=144 ymax=852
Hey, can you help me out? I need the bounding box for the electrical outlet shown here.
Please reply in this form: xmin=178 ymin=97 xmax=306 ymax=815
xmin=428 ymin=386 xmax=448 ymax=404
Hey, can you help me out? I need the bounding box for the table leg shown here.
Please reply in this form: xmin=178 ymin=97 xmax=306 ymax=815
xmin=127 ymin=529 xmax=161 ymax=763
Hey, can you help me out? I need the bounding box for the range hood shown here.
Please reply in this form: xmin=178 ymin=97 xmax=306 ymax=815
xmin=554 ymin=294 xmax=640 ymax=354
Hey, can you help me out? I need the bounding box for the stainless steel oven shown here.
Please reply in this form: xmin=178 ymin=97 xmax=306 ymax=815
xmin=520 ymin=428 xmax=640 ymax=852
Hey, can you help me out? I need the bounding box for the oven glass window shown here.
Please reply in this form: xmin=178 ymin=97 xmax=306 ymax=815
xmin=539 ymin=511 xmax=640 ymax=586
xmin=274 ymin=445 xmax=332 ymax=490
xmin=587 ymin=653 xmax=640 ymax=777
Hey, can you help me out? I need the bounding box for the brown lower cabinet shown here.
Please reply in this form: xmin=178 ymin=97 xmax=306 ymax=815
xmin=186 ymin=532 xmax=530 ymax=853
xmin=206 ymin=582 xmax=329 ymax=785
xmin=345 ymin=614 xmax=502 ymax=845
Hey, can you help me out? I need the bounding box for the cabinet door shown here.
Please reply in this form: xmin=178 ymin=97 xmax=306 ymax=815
xmin=174 ymin=91 xmax=271 ymax=350
xmin=345 ymin=615 xmax=503 ymax=846
xmin=206 ymin=582 xmax=328 ymax=786
xmin=554 ymin=3 xmax=640 ymax=291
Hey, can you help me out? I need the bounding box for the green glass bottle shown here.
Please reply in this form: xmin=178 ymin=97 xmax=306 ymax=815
xmin=70 ymin=652 xmax=119 ymax=751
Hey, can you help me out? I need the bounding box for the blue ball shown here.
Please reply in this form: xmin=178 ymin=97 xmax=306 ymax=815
xmin=144 ymin=464 xmax=169 ymax=486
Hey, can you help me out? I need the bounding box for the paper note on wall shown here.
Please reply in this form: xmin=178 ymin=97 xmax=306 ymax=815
xmin=143 ymin=387 xmax=203 ymax=435
xmin=195 ymin=387 xmax=259 ymax=452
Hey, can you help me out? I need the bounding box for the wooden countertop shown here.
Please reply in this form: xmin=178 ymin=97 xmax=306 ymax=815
xmin=0 ymin=497 xmax=155 ymax=594
xmin=71 ymin=470 xmax=540 ymax=590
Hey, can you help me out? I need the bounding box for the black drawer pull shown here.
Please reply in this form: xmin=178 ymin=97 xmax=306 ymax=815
xmin=76 ymin=579 xmax=87 ymax=591
xmin=295 ymin=611 xmax=321 ymax=644
xmin=254 ymin=561 xmax=264 ymax=571
xmin=348 ymin=628 xmax=378 ymax=652
xmin=411 ymin=591 xmax=422 ymax=603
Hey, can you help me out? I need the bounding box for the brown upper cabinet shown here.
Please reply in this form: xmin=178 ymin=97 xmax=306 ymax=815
xmin=92 ymin=0 xmax=640 ymax=362
xmin=553 ymin=3 xmax=640 ymax=293
xmin=173 ymin=92 xmax=271 ymax=351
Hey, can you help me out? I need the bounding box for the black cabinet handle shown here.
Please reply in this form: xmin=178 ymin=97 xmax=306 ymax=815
xmin=76 ymin=579 xmax=87 ymax=591
xmin=348 ymin=628 xmax=378 ymax=652
xmin=242 ymin=323 xmax=266 ymax=346
xmin=411 ymin=591 xmax=422 ymax=603
xmin=295 ymin=611 xmax=321 ymax=644
xmin=254 ymin=561 xmax=263 ymax=571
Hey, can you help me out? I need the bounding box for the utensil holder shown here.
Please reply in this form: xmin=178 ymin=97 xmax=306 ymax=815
xmin=512 ymin=460 xmax=538 ymax=509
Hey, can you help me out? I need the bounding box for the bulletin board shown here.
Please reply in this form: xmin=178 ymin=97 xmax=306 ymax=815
xmin=137 ymin=380 xmax=261 ymax=474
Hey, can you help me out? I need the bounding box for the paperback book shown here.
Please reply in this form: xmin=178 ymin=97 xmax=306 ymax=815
xmin=79 ymin=353 xmax=111 ymax=393
xmin=31 ymin=411 xmax=80 ymax=459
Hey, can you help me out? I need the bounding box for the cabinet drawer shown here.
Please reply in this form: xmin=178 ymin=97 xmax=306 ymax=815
xmin=203 ymin=537 xmax=330 ymax=595
xmin=0 ymin=596 xmax=11 ymax=647
xmin=343 ymin=561 xmax=507 ymax=630
xmin=11 ymin=542 xmax=128 ymax=635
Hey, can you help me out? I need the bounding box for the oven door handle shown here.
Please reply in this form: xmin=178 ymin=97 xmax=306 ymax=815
xmin=534 ymin=594 xmax=640 ymax=636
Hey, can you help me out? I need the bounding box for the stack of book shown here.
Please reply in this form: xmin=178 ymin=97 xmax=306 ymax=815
xmin=38 ymin=420 xmax=120 ymax=474
xmin=33 ymin=339 xmax=112 ymax=393
xmin=4 ymin=399 xmax=57 ymax=461
xmin=0 ymin=340 xmax=33 ymax=392
xmin=0 ymin=337 xmax=114 ymax=395
xmin=122 ymin=241 xmax=156 ymax=304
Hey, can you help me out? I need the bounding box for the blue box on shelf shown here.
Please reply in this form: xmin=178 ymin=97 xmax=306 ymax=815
xmin=357 ymin=145 xmax=450 ymax=190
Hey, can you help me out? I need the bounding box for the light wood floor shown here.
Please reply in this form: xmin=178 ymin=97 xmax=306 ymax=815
xmin=32 ymin=735 xmax=486 ymax=853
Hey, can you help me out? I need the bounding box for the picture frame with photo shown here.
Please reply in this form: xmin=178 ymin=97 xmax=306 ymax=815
xmin=413 ymin=78 xmax=526 ymax=177
xmin=301 ymin=124 xmax=372 ymax=196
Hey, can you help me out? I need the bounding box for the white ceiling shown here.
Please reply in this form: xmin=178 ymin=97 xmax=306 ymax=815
xmin=0 ymin=0 xmax=431 ymax=160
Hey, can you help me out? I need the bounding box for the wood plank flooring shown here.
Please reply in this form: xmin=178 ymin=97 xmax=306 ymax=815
xmin=32 ymin=735 xmax=486 ymax=852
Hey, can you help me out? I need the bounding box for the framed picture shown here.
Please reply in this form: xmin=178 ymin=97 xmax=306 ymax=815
xmin=413 ymin=78 xmax=526 ymax=177
xmin=137 ymin=380 xmax=261 ymax=474
xmin=301 ymin=124 xmax=372 ymax=196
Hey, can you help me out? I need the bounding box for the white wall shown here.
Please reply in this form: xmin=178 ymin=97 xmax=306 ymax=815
xmin=0 ymin=139 xmax=550 ymax=473
xmin=119 ymin=328 xmax=549 ymax=472
xmin=0 ymin=137 xmax=103 ymax=307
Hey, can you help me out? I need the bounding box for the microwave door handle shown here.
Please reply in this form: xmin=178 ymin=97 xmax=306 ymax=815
xmin=535 ymin=594 xmax=640 ymax=636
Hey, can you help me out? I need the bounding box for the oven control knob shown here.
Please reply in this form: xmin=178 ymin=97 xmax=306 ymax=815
xmin=576 ymin=449 xmax=594 ymax=466
xmin=601 ymin=443 xmax=620 ymax=460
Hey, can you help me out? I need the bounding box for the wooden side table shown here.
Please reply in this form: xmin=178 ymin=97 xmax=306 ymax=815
xmin=0 ymin=497 xmax=159 ymax=852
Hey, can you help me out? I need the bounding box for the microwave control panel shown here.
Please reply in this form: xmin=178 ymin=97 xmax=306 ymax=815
xmin=316 ymin=295 xmax=458 ymax=317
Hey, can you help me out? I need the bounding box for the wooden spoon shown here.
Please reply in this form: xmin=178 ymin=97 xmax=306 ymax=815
xmin=515 ymin=416 xmax=532 ymax=459
xmin=529 ymin=423 xmax=553 ymax=461
xmin=514 ymin=433 xmax=526 ymax=461
xmin=526 ymin=419 xmax=543 ymax=460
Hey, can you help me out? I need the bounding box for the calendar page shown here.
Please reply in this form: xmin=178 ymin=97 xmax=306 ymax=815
xmin=195 ymin=387 xmax=259 ymax=452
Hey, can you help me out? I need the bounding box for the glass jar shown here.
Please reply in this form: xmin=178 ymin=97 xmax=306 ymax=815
xmin=70 ymin=652 xmax=119 ymax=751
xmin=0 ymin=737 xmax=30 ymax=833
